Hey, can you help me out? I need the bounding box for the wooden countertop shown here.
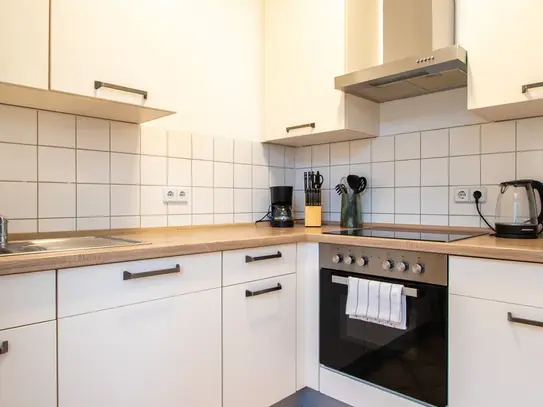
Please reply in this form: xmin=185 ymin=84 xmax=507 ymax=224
xmin=1 ymin=223 xmax=543 ymax=276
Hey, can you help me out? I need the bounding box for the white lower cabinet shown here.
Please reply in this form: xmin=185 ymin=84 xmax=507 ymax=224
xmin=58 ymin=288 xmax=222 ymax=407
xmin=449 ymin=294 xmax=543 ymax=407
xmin=223 ymin=273 xmax=297 ymax=407
xmin=0 ymin=321 xmax=57 ymax=407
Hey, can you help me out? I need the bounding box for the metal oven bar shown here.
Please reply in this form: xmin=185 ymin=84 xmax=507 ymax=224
xmin=331 ymin=275 xmax=418 ymax=298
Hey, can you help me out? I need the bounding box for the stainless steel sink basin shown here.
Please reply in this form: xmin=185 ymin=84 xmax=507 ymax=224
xmin=0 ymin=236 xmax=145 ymax=256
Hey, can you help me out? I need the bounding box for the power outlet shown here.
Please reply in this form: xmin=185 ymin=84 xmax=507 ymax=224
xmin=162 ymin=187 xmax=177 ymax=203
xmin=453 ymin=188 xmax=470 ymax=203
xmin=469 ymin=187 xmax=487 ymax=203
xmin=176 ymin=188 xmax=189 ymax=204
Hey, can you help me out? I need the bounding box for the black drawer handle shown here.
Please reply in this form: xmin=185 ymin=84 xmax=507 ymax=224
xmin=286 ymin=122 xmax=315 ymax=132
xmin=94 ymin=81 xmax=148 ymax=99
xmin=0 ymin=341 xmax=8 ymax=355
xmin=507 ymin=312 xmax=543 ymax=328
xmin=123 ymin=264 xmax=181 ymax=280
xmin=245 ymin=283 xmax=282 ymax=297
xmin=522 ymin=81 xmax=543 ymax=94
xmin=245 ymin=251 xmax=282 ymax=263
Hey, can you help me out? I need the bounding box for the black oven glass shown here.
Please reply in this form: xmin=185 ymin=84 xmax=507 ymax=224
xmin=320 ymin=269 xmax=447 ymax=407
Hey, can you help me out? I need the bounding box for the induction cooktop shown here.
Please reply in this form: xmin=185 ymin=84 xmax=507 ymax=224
xmin=323 ymin=228 xmax=486 ymax=242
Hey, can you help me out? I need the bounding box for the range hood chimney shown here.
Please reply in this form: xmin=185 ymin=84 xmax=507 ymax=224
xmin=335 ymin=0 xmax=466 ymax=103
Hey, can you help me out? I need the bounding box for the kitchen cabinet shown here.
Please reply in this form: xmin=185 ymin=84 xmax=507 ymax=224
xmin=50 ymin=0 xmax=180 ymax=112
xmin=0 ymin=321 xmax=57 ymax=407
xmin=58 ymin=288 xmax=222 ymax=407
xmin=457 ymin=0 xmax=543 ymax=120
xmin=0 ymin=0 xmax=49 ymax=89
xmin=264 ymin=0 xmax=379 ymax=146
xmin=449 ymin=256 xmax=543 ymax=406
xmin=223 ymin=273 xmax=297 ymax=407
xmin=449 ymin=295 xmax=543 ymax=406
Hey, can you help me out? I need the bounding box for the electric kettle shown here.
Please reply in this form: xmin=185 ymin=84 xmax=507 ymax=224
xmin=494 ymin=179 xmax=543 ymax=238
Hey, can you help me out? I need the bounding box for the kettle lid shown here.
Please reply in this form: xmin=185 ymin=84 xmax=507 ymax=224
xmin=499 ymin=179 xmax=534 ymax=187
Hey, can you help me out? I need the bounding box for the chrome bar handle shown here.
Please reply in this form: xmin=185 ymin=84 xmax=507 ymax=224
xmin=123 ymin=264 xmax=181 ymax=280
xmin=245 ymin=283 xmax=282 ymax=297
xmin=507 ymin=312 xmax=543 ymax=328
xmin=522 ymin=81 xmax=543 ymax=94
xmin=286 ymin=122 xmax=315 ymax=133
xmin=245 ymin=251 xmax=282 ymax=263
xmin=331 ymin=275 xmax=418 ymax=298
xmin=94 ymin=81 xmax=148 ymax=99
xmin=0 ymin=341 xmax=8 ymax=355
xmin=0 ymin=215 xmax=8 ymax=246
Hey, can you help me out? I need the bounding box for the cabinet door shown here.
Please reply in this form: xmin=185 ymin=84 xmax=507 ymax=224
xmin=449 ymin=295 xmax=543 ymax=406
xmin=0 ymin=0 xmax=48 ymax=88
xmin=264 ymin=0 xmax=345 ymax=141
xmin=223 ymin=274 xmax=296 ymax=407
xmin=0 ymin=322 xmax=56 ymax=407
xmin=50 ymin=0 xmax=180 ymax=110
xmin=58 ymin=289 xmax=222 ymax=407
xmin=458 ymin=0 xmax=543 ymax=110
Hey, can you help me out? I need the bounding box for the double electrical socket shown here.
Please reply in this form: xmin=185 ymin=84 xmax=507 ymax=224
xmin=162 ymin=187 xmax=189 ymax=204
xmin=453 ymin=187 xmax=487 ymax=203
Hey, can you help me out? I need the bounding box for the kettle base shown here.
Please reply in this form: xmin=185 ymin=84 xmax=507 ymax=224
xmin=495 ymin=223 xmax=539 ymax=239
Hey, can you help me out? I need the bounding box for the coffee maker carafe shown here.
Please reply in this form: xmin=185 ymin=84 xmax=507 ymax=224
xmin=270 ymin=186 xmax=294 ymax=228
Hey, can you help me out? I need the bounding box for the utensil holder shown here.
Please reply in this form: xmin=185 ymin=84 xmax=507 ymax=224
xmin=305 ymin=206 xmax=322 ymax=227
xmin=341 ymin=193 xmax=361 ymax=228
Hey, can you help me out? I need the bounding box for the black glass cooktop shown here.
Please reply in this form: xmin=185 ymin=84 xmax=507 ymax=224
xmin=324 ymin=228 xmax=486 ymax=242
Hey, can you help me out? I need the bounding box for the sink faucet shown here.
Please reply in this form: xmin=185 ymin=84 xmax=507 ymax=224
xmin=0 ymin=215 xmax=8 ymax=246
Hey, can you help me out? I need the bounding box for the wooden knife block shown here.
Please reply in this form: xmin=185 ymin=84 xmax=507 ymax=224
xmin=305 ymin=206 xmax=322 ymax=227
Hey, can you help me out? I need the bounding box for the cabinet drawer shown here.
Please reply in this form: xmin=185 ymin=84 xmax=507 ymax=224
xmin=449 ymin=256 xmax=543 ymax=307
xmin=223 ymin=274 xmax=296 ymax=407
xmin=0 ymin=321 xmax=57 ymax=407
xmin=223 ymin=244 xmax=296 ymax=286
xmin=58 ymin=252 xmax=221 ymax=317
xmin=0 ymin=271 xmax=55 ymax=330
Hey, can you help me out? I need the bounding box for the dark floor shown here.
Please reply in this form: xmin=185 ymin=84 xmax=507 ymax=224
xmin=272 ymin=388 xmax=352 ymax=407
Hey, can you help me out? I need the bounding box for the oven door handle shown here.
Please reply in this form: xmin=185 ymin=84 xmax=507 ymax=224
xmin=331 ymin=275 xmax=418 ymax=298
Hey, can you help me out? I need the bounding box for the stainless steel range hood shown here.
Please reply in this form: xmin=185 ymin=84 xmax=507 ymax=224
xmin=335 ymin=0 xmax=467 ymax=103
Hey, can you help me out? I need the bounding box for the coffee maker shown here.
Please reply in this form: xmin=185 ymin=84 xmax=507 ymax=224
xmin=270 ymin=186 xmax=294 ymax=228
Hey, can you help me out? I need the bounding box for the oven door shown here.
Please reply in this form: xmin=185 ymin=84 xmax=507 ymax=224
xmin=320 ymin=268 xmax=447 ymax=407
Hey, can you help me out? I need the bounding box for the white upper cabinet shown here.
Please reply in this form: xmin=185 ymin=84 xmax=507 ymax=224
xmin=458 ymin=0 xmax=543 ymax=120
xmin=50 ymin=0 xmax=180 ymax=112
xmin=0 ymin=0 xmax=48 ymax=89
xmin=264 ymin=0 xmax=379 ymax=146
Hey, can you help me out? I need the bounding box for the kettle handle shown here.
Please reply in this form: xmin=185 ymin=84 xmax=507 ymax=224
xmin=531 ymin=180 xmax=543 ymax=224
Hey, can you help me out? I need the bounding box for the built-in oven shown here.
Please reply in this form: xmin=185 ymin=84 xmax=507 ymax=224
xmin=319 ymin=244 xmax=448 ymax=407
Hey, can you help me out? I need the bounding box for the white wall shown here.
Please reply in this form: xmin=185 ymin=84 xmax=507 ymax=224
xmin=148 ymin=0 xmax=264 ymax=142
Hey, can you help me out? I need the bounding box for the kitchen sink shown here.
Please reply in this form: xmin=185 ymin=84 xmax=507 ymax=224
xmin=0 ymin=236 xmax=146 ymax=256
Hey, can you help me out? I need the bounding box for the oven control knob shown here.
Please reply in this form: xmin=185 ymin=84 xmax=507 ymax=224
xmin=395 ymin=261 xmax=408 ymax=272
xmin=356 ymin=256 xmax=368 ymax=267
xmin=382 ymin=260 xmax=394 ymax=271
xmin=412 ymin=263 xmax=424 ymax=275
xmin=332 ymin=254 xmax=343 ymax=264
xmin=344 ymin=255 xmax=355 ymax=265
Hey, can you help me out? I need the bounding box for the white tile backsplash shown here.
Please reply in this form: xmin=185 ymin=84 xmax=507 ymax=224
xmin=371 ymin=162 xmax=394 ymax=187
xmin=111 ymin=185 xmax=140 ymax=216
xmin=295 ymin=146 xmax=311 ymax=168
xmin=39 ymin=183 xmax=75 ymax=218
xmin=252 ymin=165 xmax=269 ymax=189
xmin=77 ymin=150 xmax=110 ymax=184
xmin=77 ymin=217 xmax=110 ymax=231
xmin=371 ymin=137 xmax=394 ymax=162
xmin=269 ymin=145 xmax=285 ymax=167
xmin=192 ymin=187 xmax=213 ymax=214
xmin=421 ymin=129 xmax=449 ymax=158
xmin=350 ymin=139 xmax=371 ymax=164
xmin=395 ymin=132 xmax=420 ymax=160
xmin=167 ymin=131 xmax=191 ymax=158
xmin=395 ymin=187 xmax=420 ymax=214
xmin=141 ymin=126 xmax=167 ymax=156
xmin=234 ymin=139 xmax=252 ymax=164
xmin=0 ymin=105 xmax=37 ymax=144
xmin=214 ymin=137 xmax=234 ymax=163
xmin=192 ymin=134 xmax=214 ymax=161
xmin=1 ymin=144 xmax=37 ymax=181
xmin=395 ymin=160 xmax=420 ymax=187
xmin=234 ymin=164 xmax=252 ymax=188
xmin=450 ymin=125 xmax=480 ymax=156
xmin=481 ymin=153 xmax=515 ymax=185
xmin=77 ymin=184 xmax=110 ymax=217
xmin=330 ymin=142 xmax=349 ymax=165
xmin=0 ymin=182 xmax=37 ymax=219
xmin=213 ymin=188 xmax=234 ymax=213
xmin=141 ymin=155 xmax=167 ymax=185
xmin=517 ymin=117 xmax=543 ymax=151
xmin=111 ymin=153 xmax=140 ymax=185
xmin=38 ymin=111 xmax=75 ymax=148
xmin=214 ymin=162 xmax=234 ymax=188
xmin=76 ymin=117 xmax=109 ymax=151
xmin=38 ymin=146 xmax=74 ymax=182
xmin=421 ymin=158 xmax=448 ymax=186
xmin=110 ymin=122 xmax=140 ymax=154
xmin=191 ymin=160 xmax=213 ymax=187
xmin=449 ymin=155 xmax=481 ymax=186
xmin=311 ymin=144 xmax=330 ymax=167
xmin=481 ymin=121 xmax=515 ymax=153
xmin=168 ymin=158 xmax=192 ymax=186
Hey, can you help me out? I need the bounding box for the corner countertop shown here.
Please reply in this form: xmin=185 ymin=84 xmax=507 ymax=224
xmin=2 ymin=224 xmax=543 ymax=276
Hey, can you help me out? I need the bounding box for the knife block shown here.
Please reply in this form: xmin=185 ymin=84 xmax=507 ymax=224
xmin=305 ymin=206 xmax=322 ymax=227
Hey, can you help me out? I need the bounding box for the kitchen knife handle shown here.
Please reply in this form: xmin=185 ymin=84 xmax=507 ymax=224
xmin=123 ymin=264 xmax=181 ymax=280
xmin=245 ymin=283 xmax=282 ymax=297
xmin=0 ymin=341 xmax=8 ymax=355
xmin=245 ymin=251 xmax=282 ymax=263
xmin=94 ymin=81 xmax=148 ymax=99
xmin=507 ymin=312 xmax=543 ymax=328
xmin=286 ymin=122 xmax=315 ymax=132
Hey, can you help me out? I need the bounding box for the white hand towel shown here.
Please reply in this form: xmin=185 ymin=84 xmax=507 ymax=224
xmin=355 ymin=279 xmax=369 ymax=318
xmin=389 ymin=283 xmax=407 ymax=330
xmin=345 ymin=277 xmax=359 ymax=316
xmin=366 ymin=281 xmax=381 ymax=320
xmin=378 ymin=282 xmax=392 ymax=323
